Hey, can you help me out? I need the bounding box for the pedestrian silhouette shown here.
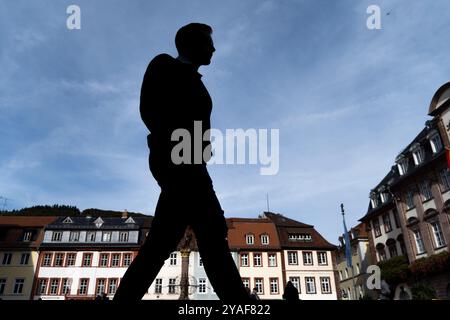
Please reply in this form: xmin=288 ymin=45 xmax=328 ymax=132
xmin=250 ymin=287 xmax=260 ymax=300
xmin=113 ymin=23 xmax=249 ymax=302
xmin=282 ymin=281 xmax=299 ymax=301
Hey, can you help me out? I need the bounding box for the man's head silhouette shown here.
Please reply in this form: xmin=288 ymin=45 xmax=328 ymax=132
xmin=175 ymin=23 xmax=215 ymax=66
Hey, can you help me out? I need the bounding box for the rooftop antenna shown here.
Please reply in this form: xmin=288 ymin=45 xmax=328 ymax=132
xmin=266 ymin=193 xmax=270 ymax=212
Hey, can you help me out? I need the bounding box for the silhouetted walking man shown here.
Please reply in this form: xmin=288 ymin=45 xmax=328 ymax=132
xmin=113 ymin=23 xmax=249 ymax=302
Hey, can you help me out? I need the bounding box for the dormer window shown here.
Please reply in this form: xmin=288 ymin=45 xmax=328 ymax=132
xmin=63 ymin=217 xmax=73 ymax=224
xmin=260 ymin=234 xmax=269 ymax=245
xmin=94 ymin=217 xmax=104 ymax=228
xmin=245 ymin=234 xmax=254 ymax=245
xmin=396 ymin=155 xmax=409 ymax=176
xmin=397 ymin=155 xmax=408 ymax=176
xmin=380 ymin=192 xmax=390 ymax=203
xmin=125 ymin=217 xmax=135 ymax=224
xmin=428 ymin=132 xmax=443 ymax=154
xmin=288 ymin=233 xmax=312 ymax=241
xmin=22 ymin=231 xmax=33 ymax=242
xmin=370 ymin=193 xmax=380 ymax=209
xmin=410 ymin=144 xmax=425 ymax=166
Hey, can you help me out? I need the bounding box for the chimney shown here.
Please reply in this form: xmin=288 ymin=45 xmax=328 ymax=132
xmin=122 ymin=209 xmax=128 ymax=219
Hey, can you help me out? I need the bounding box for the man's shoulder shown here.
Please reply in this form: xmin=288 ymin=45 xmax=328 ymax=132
xmin=149 ymin=53 xmax=176 ymax=68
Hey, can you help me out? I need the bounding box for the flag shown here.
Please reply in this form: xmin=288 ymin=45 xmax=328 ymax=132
xmin=343 ymin=216 xmax=352 ymax=268
xmin=446 ymin=148 xmax=450 ymax=168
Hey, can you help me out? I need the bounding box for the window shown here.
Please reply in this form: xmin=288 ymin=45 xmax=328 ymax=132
xmin=37 ymin=279 xmax=47 ymax=295
xmin=54 ymin=253 xmax=65 ymax=267
xmin=168 ymin=278 xmax=176 ymax=294
xmin=305 ymin=277 xmax=316 ymax=294
xmin=2 ymin=253 xmax=12 ymax=265
xmin=413 ymin=230 xmax=425 ymax=254
xmin=268 ymin=253 xmax=277 ymax=267
xmin=393 ymin=208 xmax=400 ymax=229
xmin=254 ymin=278 xmax=264 ymax=294
xmin=86 ymin=231 xmax=96 ymax=242
xmin=119 ymin=232 xmax=128 ymax=242
xmin=355 ymin=263 xmax=360 ymax=274
xmin=380 ymin=192 xmax=390 ymax=203
xmin=169 ymin=253 xmax=177 ymax=266
xmin=260 ymin=234 xmax=269 ymax=245
xmin=154 ymin=278 xmax=162 ymax=294
xmin=69 ymin=231 xmax=80 ymax=242
xmin=19 ymin=253 xmax=30 ymax=265
xmin=198 ymin=278 xmax=207 ymax=294
xmin=339 ymin=270 xmax=343 ymax=281
xmin=49 ymin=278 xmax=59 ymax=295
xmin=406 ymin=190 xmax=415 ymax=209
xmin=358 ymin=285 xmax=364 ymax=299
xmin=440 ymin=169 xmax=450 ymax=191
xmin=111 ymin=253 xmax=121 ymax=267
xmin=288 ymin=233 xmax=312 ymax=241
xmin=51 ymin=231 xmax=62 ymax=242
xmin=82 ymin=253 xmax=93 ymax=267
xmin=378 ymin=248 xmax=387 ymax=261
xmin=22 ymin=231 xmax=33 ymax=242
xmin=42 ymin=253 xmax=52 ymax=266
xmin=431 ymin=221 xmax=446 ymax=248
xmin=303 ymin=252 xmax=313 ymax=265
xmin=242 ymin=278 xmax=250 ymax=288
xmin=108 ymin=279 xmax=118 ymax=295
xmin=245 ymin=234 xmax=254 ymax=245
xmin=383 ymin=214 xmax=393 ymax=233
xmin=373 ymin=219 xmax=382 ymax=237
xmin=253 ymin=253 xmax=262 ymax=267
xmin=269 ymin=278 xmax=279 ymax=294
xmin=370 ymin=195 xmax=380 ymax=209
xmin=102 ymin=232 xmax=111 ymax=242
xmin=320 ymin=277 xmax=332 ymax=294
xmin=317 ymin=252 xmax=328 ymax=265
xmin=198 ymin=257 xmax=203 ymax=267
xmin=123 ymin=253 xmax=132 ymax=267
xmin=99 ymin=253 xmax=109 ymax=267
xmin=240 ymin=253 xmax=249 ymax=267
xmin=66 ymin=253 xmax=76 ymax=266
xmin=388 ymin=242 xmax=398 ymax=258
xmin=412 ymin=146 xmax=425 ymax=166
xmin=287 ymin=251 xmax=298 ymax=265
xmin=78 ymin=279 xmax=89 ymax=295
xmin=345 ymin=268 xmax=349 ymax=278
xmin=289 ymin=277 xmax=300 ymax=293
xmin=430 ymin=133 xmax=443 ymax=154
xmin=96 ymin=279 xmax=107 ymax=296
xmin=61 ymin=278 xmax=72 ymax=295
xmin=13 ymin=278 xmax=24 ymax=294
xmin=0 ymin=279 xmax=6 ymax=295
xmin=419 ymin=181 xmax=433 ymax=201
xmin=397 ymin=157 xmax=409 ymax=176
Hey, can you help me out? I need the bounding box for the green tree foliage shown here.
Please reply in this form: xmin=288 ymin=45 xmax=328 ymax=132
xmin=410 ymin=251 xmax=450 ymax=279
xmin=411 ymin=282 xmax=437 ymax=300
xmin=377 ymin=255 xmax=410 ymax=286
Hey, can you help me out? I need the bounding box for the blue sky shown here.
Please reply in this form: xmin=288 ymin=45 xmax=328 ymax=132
xmin=1 ymin=0 xmax=450 ymax=244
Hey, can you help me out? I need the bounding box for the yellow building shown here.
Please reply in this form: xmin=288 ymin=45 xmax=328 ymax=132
xmin=0 ymin=216 xmax=56 ymax=300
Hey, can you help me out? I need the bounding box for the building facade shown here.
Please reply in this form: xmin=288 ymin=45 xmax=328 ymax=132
xmin=0 ymin=216 xmax=56 ymax=300
xmin=32 ymin=214 xmax=151 ymax=300
xmin=336 ymin=223 xmax=375 ymax=300
xmin=360 ymin=83 xmax=450 ymax=298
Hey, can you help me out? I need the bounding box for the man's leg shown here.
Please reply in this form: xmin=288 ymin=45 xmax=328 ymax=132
xmin=190 ymin=184 xmax=249 ymax=302
xmin=113 ymin=189 xmax=188 ymax=301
